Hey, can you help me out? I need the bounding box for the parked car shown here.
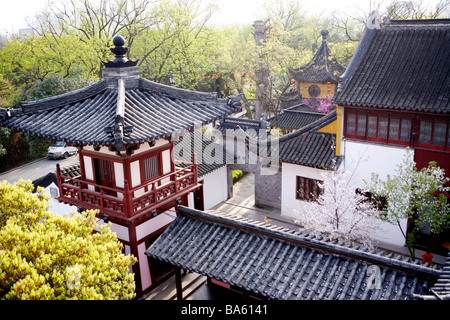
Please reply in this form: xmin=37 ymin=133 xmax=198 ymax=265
xmin=47 ymin=141 xmax=78 ymax=159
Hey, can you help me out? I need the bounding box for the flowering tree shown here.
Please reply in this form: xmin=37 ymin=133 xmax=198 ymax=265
xmin=292 ymin=164 xmax=381 ymax=248
xmin=365 ymin=149 xmax=450 ymax=258
xmin=0 ymin=180 xmax=137 ymax=300
xmin=302 ymin=95 xmax=334 ymax=114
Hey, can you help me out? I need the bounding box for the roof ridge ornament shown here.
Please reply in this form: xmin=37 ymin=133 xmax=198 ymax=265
xmin=366 ymin=11 xmax=381 ymax=30
xmin=321 ymin=29 xmax=329 ymax=42
xmin=103 ymin=35 xmax=139 ymax=68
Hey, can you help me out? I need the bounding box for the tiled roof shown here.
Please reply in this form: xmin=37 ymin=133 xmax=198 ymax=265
xmin=218 ymin=117 xmax=269 ymax=131
xmin=174 ymin=130 xmax=231 ymax=178
xmin=414 ymin=250 xmax=450 ymax=300
xmin=278 ymin=111 xmax=340 ymax=169
xmin=216 ymin=117 xmax=271 ymax=140
xmin=32 ymin=172 xmax=58 ymax=193
xmin=333 ymin=19 xmax=450 ymax=113
xmin=146 ymin=206 xmax=442 ymax=300
xmin=269 ymin=105 xmax=324 ymax=131
xmin=280 ymin=91 xmax=302 ymax=109
xmin=290 ymin=30 xmax=346 ymax=83
xmin=0 ymin=78 xmax=241 ymax=148
xmin=279 ymin=132 xmax=339 ymax=169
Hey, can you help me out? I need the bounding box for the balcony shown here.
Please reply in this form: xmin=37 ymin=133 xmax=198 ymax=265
xmin=56 ymin=161 xmax=199 ymax=221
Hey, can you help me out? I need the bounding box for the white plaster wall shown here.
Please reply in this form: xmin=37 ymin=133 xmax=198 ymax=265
xmin=135 ymin=208 xmax=176 ymax=241
xmin=130 ymin=160 xmax=144 ymax=199
xmin=95 ymin=220 xmax=130 ymax=242
xmin=130 ymin=160 xmax=141 ymax=188
xmin=162 ymin=149 xmax=171 ymax=175
xmin=281 ymin=155 xmax=408 ymax=247
xmin=342 ymin=139 xmax=411 ymax=247
xmin=342 ymin=139 xmax=411 ymax=185
xmin=201 ymin=166 xmax=228 ymax=210
xmin=132 ymin=139 xmax=169 ymax=156
xmin=188 ymin=192 xmax=195 ymax=208
xmin=39 ymin=182 xmax=78 ymax=217
xmin=159 ymin=149 xmax=172 ymax=186
xmin=281 ymin=162 xmax=325 ymax=220
xmin=114 ymin=162 xmax=124 ymax=188
xmin=83 ymin=155 xmax=94 ymax=180
xmin=135 ymin=208 xmax=176 ymax=291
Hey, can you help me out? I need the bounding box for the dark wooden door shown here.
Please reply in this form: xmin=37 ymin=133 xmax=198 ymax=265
xmin=94 ymin=158 xmax=116 ymax=196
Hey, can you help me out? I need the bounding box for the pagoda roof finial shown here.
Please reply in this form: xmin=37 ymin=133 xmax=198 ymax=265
xmin=103 ymin=35 xmax=139 ymax=68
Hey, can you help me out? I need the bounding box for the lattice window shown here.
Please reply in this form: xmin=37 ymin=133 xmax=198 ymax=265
xmin=143 ymin=155 xmax=160 ymax=181
xmin=345 ymin=110 xmax=413 ymax=147
xmin=296 ymin=176 xmax=323 ymax=201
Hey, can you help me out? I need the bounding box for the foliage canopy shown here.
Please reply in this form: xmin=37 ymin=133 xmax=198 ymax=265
xmin=0 ymin=180 xmax=137 ymax=300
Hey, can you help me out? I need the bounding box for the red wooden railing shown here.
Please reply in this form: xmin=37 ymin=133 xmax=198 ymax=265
xmin=56 ymin=160 xmax=198 ymax=218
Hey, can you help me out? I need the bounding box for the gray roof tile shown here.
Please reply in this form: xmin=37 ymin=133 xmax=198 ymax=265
xmin=269 ymin=105 xmax=325 ymax=131
xmin=0 ymin=78 xmax=241 ymax=147
xmin=290 ymin=30 xmax=346 ymax=83
xmin=278 ymin=110 xmax=340 ymax=169
xmin=333 ymin=19 xmax=450 ymax=113
xmin=414 ymin=250 xmax=450 ymax=300
xmin=146 ymin=206 xmax=442 ymax=300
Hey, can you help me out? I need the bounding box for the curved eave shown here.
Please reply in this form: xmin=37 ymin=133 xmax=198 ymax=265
xmin=0 ymin=79 xmax=243 ymax=148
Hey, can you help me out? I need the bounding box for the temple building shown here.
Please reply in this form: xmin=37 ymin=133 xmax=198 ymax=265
xmin=286 ymin=29 xmax=346 ymax=107
xmin=333 ymin=17 xmax=450 ymax=252
xmin=0 ymin=35 xmax=242 ymax=298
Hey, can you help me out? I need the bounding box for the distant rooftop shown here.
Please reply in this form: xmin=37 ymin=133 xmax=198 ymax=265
xmin=289 ymin=30 xmax=346 ymax=84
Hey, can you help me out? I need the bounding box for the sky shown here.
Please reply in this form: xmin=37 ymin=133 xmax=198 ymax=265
xmin=0 ymin=0 xmax=374 ymax=34
xmin=0 ymin=0 xmax=445 ymax=34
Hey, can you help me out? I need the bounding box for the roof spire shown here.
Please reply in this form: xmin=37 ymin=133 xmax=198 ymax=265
xmin=321 ymin=29 xmax=329 ymax=42
xmin=103 ymin=35 xmax=139 ymax=68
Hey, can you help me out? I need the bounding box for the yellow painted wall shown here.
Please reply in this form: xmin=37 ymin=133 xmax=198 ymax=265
xmin=317 ymin=105 xmax=343 ymax=156
xmin=299 ymin=81 xmax=336 ymax=99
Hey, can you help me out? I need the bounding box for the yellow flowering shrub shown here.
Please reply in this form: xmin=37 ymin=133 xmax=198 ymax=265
xmin=0 ymin=179 xmax=137 ymax=300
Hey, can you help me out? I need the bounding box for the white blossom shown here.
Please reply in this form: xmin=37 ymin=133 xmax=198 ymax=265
xmin=292 ymin=163 xmax=381 ymax=248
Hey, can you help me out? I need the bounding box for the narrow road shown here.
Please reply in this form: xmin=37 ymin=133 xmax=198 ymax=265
xmin=0 ymin=154 xmax=80 ymax=184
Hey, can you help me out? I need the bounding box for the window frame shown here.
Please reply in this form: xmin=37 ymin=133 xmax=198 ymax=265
xmin=142 ymin=154 xmax=161 ymax=182
xmin=137 ymin=144 xmax=172 ymax=184
xmin=308 ymin=84 xmax=321 ymax=98
xmin=296 ymin=176 xmax=323 ymax=201
xmin=344 ymin=109 xmax=413 ymax=146
xmin=417 ymin=117 xmax=450 ymax=152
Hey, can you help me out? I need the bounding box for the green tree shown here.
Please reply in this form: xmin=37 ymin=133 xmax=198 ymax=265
xmin=365 ymin=149 xmax=450 ymax=258
xmin=0 ymin=75 xmax=16 ymax=157
xmin=386 ymin=0 xmax=448 ymax=19
xmin=0 ymin=74 xmax=16 ymax=108
xmin=0 ymin=180 xmax=137 ymax=300
xmin=133 ymin=0 xmax=219 ymax=90
xmin=20 ymin=73 xmax=94 ymax=159
xmin=29 ymin=0 xmax=155 ymax=77
xmin=0 ymin=34 xmax=101 ymax=89
xmin=23 ymin=73 xmax=94 ymax=102
xmin=0 ymin=128 xmax=8 ymax=157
